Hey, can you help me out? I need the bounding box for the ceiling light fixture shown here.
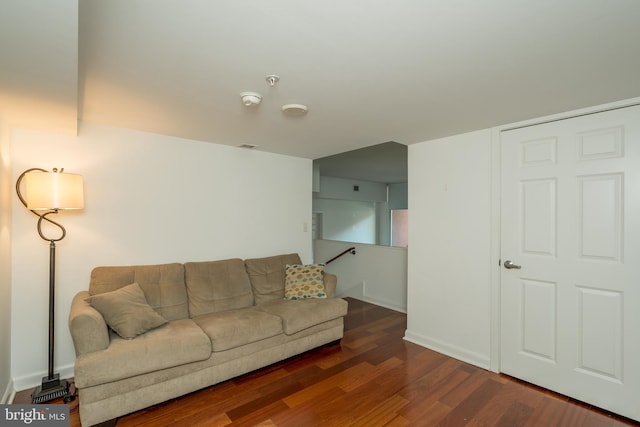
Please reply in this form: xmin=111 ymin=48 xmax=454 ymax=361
xmin=240 ymin=91 xmax=262 ymax=107
xmin=282 ymin=103 xmax=308 ymax=116
xmin=265 ymin=75 xmax=280 ymax=87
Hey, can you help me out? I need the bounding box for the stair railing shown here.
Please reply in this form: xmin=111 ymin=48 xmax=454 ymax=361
xmin=325 ymin=246 xmax=356 ymax=265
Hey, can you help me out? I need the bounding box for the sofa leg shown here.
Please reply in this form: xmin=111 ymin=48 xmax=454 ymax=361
xmin=95 ymin=419 xmax=117 ymax=427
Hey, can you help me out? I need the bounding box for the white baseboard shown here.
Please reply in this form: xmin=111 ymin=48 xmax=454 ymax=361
xmin=336 ymin=281 xmax=365 ymax=300
xmin=403 ymin=329 xmax=490 ymax=370
xmin=11 ymin=364 xmax=75 ymax=392
xmin=338 ymin=282 xmax=407 ymax=313
xmin=1 ymin=378 xmax=15 ymax=404
xmin=360 ymin=295 xmax=406 ymax=313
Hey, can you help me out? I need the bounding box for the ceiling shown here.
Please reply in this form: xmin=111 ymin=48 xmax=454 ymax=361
xmin=2 ymin=0 xmax=640 ymax=160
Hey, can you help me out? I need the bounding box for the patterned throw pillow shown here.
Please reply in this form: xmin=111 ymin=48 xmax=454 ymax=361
xmin=284 ymin=263 xmax=327 ymax=300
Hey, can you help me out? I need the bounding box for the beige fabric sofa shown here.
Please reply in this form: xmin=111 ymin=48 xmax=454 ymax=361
xmin=68 ymin=253 xmax=348 ymax=427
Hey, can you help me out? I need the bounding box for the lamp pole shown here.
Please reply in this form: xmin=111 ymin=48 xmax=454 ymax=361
xmin=47 ymin=237 xmax=56 ymax=382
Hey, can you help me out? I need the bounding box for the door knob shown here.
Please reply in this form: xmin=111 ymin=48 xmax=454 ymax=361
xmin=504 ymin=260 xmax=521 ymax=269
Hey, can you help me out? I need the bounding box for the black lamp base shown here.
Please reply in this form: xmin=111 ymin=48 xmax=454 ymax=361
xmin=31 ymin=373 xmax=70 ymax=403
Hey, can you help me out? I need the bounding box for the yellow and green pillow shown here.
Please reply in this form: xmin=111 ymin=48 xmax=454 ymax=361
xmin=284 ymin=263 xmax=327 ymax=300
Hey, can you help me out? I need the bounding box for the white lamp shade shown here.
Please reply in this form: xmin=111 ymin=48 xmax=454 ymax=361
xmin=25 ymin=171 xmax=84 ymax=210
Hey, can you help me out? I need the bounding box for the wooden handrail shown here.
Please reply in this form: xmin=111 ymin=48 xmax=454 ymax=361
xmin=325 ymin=246 xmax=356 ymax=265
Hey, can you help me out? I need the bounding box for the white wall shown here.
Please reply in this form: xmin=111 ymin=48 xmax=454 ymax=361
xmin=314 ymin=239 xmax=407 ymax=312
xmin=312 ymin=198 xmax=376 ymax=244
xmin=376 ymin=183 xmax=408 ymax=247
xmin=10 ymin=122 xmax=313 ymax=390
xmin=388 ymin=182 xmax=408 ymax=209
xmin=0 ymin=121 xmax=13 ymax=403
xmin=406 ymin=129 xmax=492 ymax=369
xmin=313 ymin=176 xmax=391 ymax=245
xmin=314 ymin=176 xmax=387 ymax=202
xmin=0 ymin=0 xmax=78 ymax=135
xmin=376 ymin=201 xmax=391 ymax=246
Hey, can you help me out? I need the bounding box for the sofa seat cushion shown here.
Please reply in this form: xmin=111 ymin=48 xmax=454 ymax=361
xmin=256 ymin=298 xmax=349 ymax=335
xmin=74 ymin=319 xmax=211 ymax=388
xmin=193 ymin=308 xmax=283 ymax=352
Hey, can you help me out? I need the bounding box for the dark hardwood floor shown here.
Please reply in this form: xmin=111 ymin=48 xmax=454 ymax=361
xmin=14 ymin=298 xmax=639 ymax=426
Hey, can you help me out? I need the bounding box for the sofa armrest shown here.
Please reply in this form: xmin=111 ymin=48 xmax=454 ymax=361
xmin=324 ymin=273 xmax=337 ymax=298
xmin=68 ymin=291 xmax=110 ymax=356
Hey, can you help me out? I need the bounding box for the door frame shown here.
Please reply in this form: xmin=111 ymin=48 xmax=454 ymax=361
xmin=488 ymin=96 xmax=640 ymax=373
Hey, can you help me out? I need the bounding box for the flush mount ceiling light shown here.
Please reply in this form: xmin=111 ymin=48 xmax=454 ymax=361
xmin=240 ymin=91 xmax=262 ymax=107
xmin=282 ymin=103 xmax=308 ymax=116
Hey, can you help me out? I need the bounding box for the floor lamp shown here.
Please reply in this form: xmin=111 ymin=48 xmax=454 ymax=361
xmin=15 ymin=167 xmax=84 ymax=403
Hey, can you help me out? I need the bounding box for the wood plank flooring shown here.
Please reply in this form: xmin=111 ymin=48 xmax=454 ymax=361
xmin=14 ymin=298 xmax=639 ymax=426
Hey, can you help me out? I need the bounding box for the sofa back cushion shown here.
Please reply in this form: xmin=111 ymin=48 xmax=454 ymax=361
xmin=184 ymin=258 xmax=254 ymax=317
xmin=244 ymin=253 xmax=302 ymax=305
xmin=89 ymin=263 xmax=188 ymax=321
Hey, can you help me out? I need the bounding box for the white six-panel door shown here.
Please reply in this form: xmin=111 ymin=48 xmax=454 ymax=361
xmin=500 ymin=105 xmax=640 ymax=421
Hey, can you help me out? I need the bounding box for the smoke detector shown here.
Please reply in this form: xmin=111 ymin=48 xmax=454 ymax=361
xmin=240 ymin=92 xmax=262 ymax=107
xmin=281 ymin=104 xmax=308 ymax=116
